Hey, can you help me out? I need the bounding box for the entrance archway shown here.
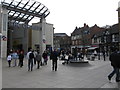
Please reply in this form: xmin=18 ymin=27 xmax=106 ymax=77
xmin=1 ymin=0 xmax=50 ymax=57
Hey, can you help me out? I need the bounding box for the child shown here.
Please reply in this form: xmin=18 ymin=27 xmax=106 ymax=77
xmin=7 ymin=54 xmax=12 ymax=67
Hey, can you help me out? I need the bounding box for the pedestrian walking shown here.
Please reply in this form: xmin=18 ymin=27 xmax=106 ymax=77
xmin=50 ymin=49 xmax=58 ymax=71
xmin=62 ymin=54 xmax=69 ymax=65
xmin=36 ymin=52 xmax=41 ymax=69
xmin=11 ymin=50 xmax=18 ymax=67
xmin=61 ymin=50 xmax=65 ymax=60
xmin=7 ymin=54 xmax=12 ymax=67
xmin=18 ymin=51 xmax=24 ymax=68
xmin=93 ymin=50 xmax=97 ymax=57
xmin=27 ymin=49 xmax=34 ymax=71
xmin=74 ymin=47 xmax=78 ymax=61
xmin=78 ymin=52 xmax=83 ymax=60
xmin=102 ymin=50 xmax=106 ymax=61
xmin=108 ymin=48 xmax=120 ymax=82
xmin=33 ymin=50 xmax=37 ymax=65
xmin=42 ymin=50 xmax=48 ymax=65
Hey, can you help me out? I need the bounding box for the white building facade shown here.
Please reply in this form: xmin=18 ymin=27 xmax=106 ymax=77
xmin=32 ymin=19 xmax=54 ymax=55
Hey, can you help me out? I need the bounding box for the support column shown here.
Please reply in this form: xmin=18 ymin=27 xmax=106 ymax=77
xmin=0 ymin=4 xmax=2 ymax=90
xmin=1 ymin=6 xmax=8 ymax=58
xmin=0 ymin=4 xmax=2 ymax=58
xmin=118 ymin=2 xmax=120 ymax=51
xmin=39 ymin=18 xmax=46 ymax=55
xmin=23 ymin=24 xmax=28 ymax=54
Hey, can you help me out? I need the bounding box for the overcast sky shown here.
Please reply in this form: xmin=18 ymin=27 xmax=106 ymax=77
xmin=33 ymin=0 xmax=119 ymax=36
xmin=2 ymin=0 xmax=120 ymax=35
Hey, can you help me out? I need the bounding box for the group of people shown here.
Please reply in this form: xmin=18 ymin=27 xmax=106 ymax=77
xmin=6 ymin=47 xmax=120 ymax=82
xmin=7 ymin=50 xmax=24 ymax=67
xmin=26 ymin=48 xmax=59 ymax=71
xmin=26 ymin=49 xmax=49 ymax=71
xmin=60 ymin=50 xmax=83 ymax=61
xmin=7 ymin=48 xmax=59 ymax=72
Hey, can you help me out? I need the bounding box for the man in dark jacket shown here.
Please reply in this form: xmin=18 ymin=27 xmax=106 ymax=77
xmin=19 ymin=51 xmax=24 ymax=68
xmin=27 ymin=50 xmax=34 ymax=71
xmin=36 ymin=52 xmax=41 ymax=69
xmin=50 ymin=49 xmax=58 ymax=71
xmin=108 ymin=48 xmax=120 ymax=82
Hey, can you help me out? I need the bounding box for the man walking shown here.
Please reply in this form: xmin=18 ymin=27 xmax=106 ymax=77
xmin=108 ymin=48 xmax=120 ymax=82
xmin=27 ymin=49 xmax=34 ymax=71
xmin=102 ymin=50 xmax=106 ymax=61
xmin=11 ymin=50 xmax=18 ymax=67
xmin=36 ymin=52 xmax=41 ymax=69
xmin=50 ymin=49 xmax=58 ymax=71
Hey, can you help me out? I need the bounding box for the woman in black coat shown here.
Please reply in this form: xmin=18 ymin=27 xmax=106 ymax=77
xmin=19 ymin=51 xmax=24 ymax=67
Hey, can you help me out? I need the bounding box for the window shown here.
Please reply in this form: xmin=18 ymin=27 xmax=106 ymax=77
xmin=114 ymin=34 xmax=119 ymax=42
xmin=72 ymin=41 xmax=74 ymax=45
xmin=94 ymin=38 xmax=97 ymax=43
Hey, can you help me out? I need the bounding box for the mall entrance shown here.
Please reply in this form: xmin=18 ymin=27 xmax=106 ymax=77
xmin=0 ymin=0 xmax=50 ymax=57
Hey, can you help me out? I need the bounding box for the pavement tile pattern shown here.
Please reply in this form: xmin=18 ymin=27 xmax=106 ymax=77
xmin=1 ymin=56 xmax=120 ymax=89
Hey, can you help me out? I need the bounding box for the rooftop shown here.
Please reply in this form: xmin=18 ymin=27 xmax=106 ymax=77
xmin=1 ymin=0 xmax=50 ymax=24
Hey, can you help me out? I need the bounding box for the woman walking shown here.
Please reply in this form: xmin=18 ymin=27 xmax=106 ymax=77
xmin=19 ymin=51 xmax=24 ymax=68
xmin=7 ymin=53 xmax=12 ymax=67
xmin=42 ymin=51 xmax=48 ymax=65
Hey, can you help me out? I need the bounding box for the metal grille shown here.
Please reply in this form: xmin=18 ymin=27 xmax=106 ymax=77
xmin=1 ymin=0 xmax=50 ymax=24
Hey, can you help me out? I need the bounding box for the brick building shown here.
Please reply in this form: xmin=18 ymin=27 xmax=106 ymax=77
xmin=92 ymin=24 xmax=119 ymax=55
xmin=54 ymin=33 xmax=71 ymax=51
xmin=71 ymin=23 xmax=105 ymax=53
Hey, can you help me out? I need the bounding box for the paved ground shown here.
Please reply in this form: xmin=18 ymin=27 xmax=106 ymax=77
xmin=1 ymin=56 xmax=120 ymax=89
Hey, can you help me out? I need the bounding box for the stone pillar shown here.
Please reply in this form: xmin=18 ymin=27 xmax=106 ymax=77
xmin=40 ymin=18 xmax=46 ymax=55
xmin=0 ymin=4 xmax=2 ymax=58
xmin=0 ymin=6 xmax=8 ymax=58
xmin=23 ymin=24 xmax=28 ymax=54
xmin=118 ymin=2 xmax=120 ymax=50
xmin=0 ymin=4 xmax=2 ymax=90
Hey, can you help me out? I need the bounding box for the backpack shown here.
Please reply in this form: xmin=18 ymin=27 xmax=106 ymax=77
xmin=29 ymin=52 xmax=34 ymax=59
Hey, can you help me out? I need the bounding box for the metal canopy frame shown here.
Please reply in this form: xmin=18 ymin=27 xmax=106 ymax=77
xmin=1 ymin=0 xmax=50 ymax=24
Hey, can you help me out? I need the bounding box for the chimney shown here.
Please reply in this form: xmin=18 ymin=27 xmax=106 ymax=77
xmin=84 ymin=23 xmax=87 ymax=27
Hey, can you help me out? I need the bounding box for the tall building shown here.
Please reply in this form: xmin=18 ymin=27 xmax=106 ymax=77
xmin=71 ymin=23 xmax=104 ymax=52
xmin=54 ymin=33 xmax=71 ymax=51
xmin=31 ymin=21 xmax=54 ymax=54
xmin=92 ymin=24 xmax=119 ymax=54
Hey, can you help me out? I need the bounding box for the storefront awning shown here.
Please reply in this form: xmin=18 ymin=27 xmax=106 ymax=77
xmin=87 ymin=47 xmax=98 ymax=50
